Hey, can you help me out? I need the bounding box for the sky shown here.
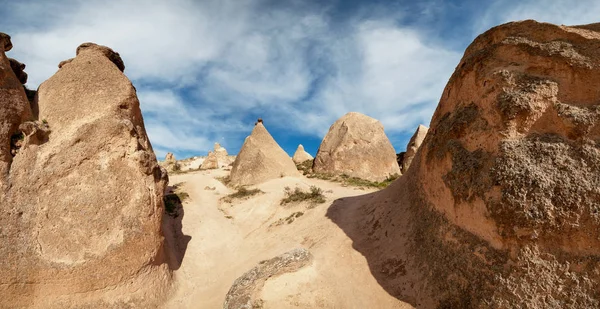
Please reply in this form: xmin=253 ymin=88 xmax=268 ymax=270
xmin=1 ymin=0 xmax=600 ymax=159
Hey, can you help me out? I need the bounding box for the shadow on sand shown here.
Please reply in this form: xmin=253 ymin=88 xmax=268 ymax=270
xmin=325 ymin=176 xmax=432 ymax=308
xmin=162 ymin=184 xmax=192 ymax=271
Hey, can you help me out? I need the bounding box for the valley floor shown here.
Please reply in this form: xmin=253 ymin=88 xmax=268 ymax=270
xmin=162 ymin=167 xmax=412 ymax=309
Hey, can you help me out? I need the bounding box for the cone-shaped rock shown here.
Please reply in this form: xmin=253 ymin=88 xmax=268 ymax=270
xmin=328 ymin=20 xmax=600 ymax=308
xmin=401 ymin=124 xmax=428 ymax=173
xmin=230 ymin=122 xmax=299 ymax=186
xmin=292 ymin=144 xmax=313 ymax=164
xmin=1 ymin=42 xmax=171 ymax=308
xmin=313 ymin=112 xmax=400 ymax=182
xmin=214 ymin=142 xmax=230 ymax=167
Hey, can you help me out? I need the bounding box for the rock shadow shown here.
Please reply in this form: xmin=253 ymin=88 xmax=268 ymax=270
xmin=162 ymin=184 xmax=191 ymax=271
xmin=325 ymin=177 xmax=431 ymax=308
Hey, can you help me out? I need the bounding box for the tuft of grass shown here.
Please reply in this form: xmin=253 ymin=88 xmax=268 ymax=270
xmin=222 ymin=187 xmax=263 ymax=203
xmin=273 ymin=211 xmax=304 ymax=226
xmin=305 ymin=170 xmax=400 ymax=189
xmin=280 ymin=186 xmax=326 ymax=205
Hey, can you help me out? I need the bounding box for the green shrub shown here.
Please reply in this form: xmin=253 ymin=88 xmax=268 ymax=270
xmin=222 ymin=187 xmax=263 ymax=203
xmin=280 ymin=186 xmax=326 ymax=205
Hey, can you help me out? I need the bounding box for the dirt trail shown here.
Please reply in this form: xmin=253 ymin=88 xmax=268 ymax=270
xmin=163 ymin=168 xmax=412 ymax=309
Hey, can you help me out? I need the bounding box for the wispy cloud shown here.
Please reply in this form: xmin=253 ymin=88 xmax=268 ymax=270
xmin=4 ymin=0 xmax=595 ymax=159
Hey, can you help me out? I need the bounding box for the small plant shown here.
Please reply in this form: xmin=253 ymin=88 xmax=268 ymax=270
xmin=222 ymin=187 xmax=263 ymax=203
xmin=280 ymin=185 xmax=326 ymax=205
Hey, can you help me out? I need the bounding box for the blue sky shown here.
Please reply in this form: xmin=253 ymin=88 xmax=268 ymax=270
xmin=2 ymin=0 xmax=600 ymax=159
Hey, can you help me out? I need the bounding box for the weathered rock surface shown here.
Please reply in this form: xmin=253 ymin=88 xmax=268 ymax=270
xmin=214 ymin=142 xmax=232 ymax=167
xmin=200 ymin=151 xmax=219 ymax=169
xmin=292 ymin=144 xmax=313 ymax=164
xmin=9 ymin=58 xmax=28 ymax=84
xmin=160 ymin=152 xmax=180 ymax=173
xmin=223 ymin=248 xmax=312 ymax=309
xmin=1 ymin=42 xmax=171 ymax=308
xmin=401 ymin=124 xmax=428 ymax=173
xmin=313 ymin=112 xmax=401 ymax=182
xmin=328 ymin=20 xmax=600 ymax=309
xmin=0 ymin=33 xmax=32 ymax=192
xmin=230 ymin=122 xmax=300 ymax=186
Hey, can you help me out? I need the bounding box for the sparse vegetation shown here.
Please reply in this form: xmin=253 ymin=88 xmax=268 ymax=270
xmin=222 ymin=187 xmax=263 ymax=203
xmin=295 ymin=160 xmax=313 ymax=175
xmin=272 ymin=211 xmax=305 ymax=226
xmin=306 ymin=172 xmax=400 ymax=189
xmin=280 ymin=186 xmax=326 ymax=205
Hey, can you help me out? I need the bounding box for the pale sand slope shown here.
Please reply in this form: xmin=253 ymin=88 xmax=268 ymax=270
xmin=163 ymin=167 xmax=411 ymax=309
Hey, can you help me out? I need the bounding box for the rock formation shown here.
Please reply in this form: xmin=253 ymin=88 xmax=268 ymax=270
xmin=0 ymin=32 xmax=32 ymax=192
xmin=214 ymin=142 xmax=230 ymax=167
xmin=230 ymin=121 xmax=300 ymax=186
xmin=328 ymin=20 xmax=600 ymax=308
xmin=1 ymin=41 xmax=171 ymax=308
xmin=160 ymin=152 xmax=180 ymax=173
xmin=200 ymin=150 xmax=218 ymax=169
xmin=401 ymin=124 xmax=428 ymax=173
xmin=313 ymin=112 xmax=401 ymax=182
xmin=292 ymin=144 xmax=313 ymax=164
xmin=224 ymin=248 xmax=312 ymax=309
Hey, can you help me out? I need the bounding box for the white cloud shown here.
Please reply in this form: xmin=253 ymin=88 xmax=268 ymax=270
xmin=2 ymin=0 xmax=461 ymax=157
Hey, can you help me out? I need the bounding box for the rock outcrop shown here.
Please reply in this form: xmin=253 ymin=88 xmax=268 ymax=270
xmin=313 ymin=112 xmax=401 ymax=182
xmin=200 ymin=150 xmax=218 ymax=169
xmin=160 ymin=152 xmax=180 ymax=173
xmin=1 ymin=42 xmax=171 ymax=308
xmin=328 ymin=20 xmax=600 ymax=308
xmin=224 ymin=248 xmax=312 ymax=309
xmin=0 ymin=33 xmax=32 ymax=192
xmin=230 ymin=121 xmax=300 ymax=186
xmin=401 ymin=124 xmax=428 ymax=173
xmin=292 ymin=144 xmax=313 ymax=164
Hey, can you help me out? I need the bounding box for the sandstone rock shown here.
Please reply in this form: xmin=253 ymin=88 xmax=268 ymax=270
xmin=214 ymin=142 xmax=230 ymax=167
xmin=313 ymin=112 xmax=401 ymax=182
xmin=9 ymin=58 xmax=28 ymax=84
xmin=329 ymin=20 xmax=600 ymax=308
xmin=224 ymin=248 xmax=312 ymax=309
xmin=230 ymin=121 xmax=300 ymax=186
xmin=292 ymin=144 xmax=313 ymax=164
xmin=1 ymin=42 xmax=171 ymax=308
xmin=165 ymin=152 xmax=176 ymax=163
xmin=401 ymin=124 xmax=428 ymax=173
xmin=0 ymin=32 xmax=12 ymax=51
xmin=0 ymin=33 xmax=32 ymax=191
xmin=200 ymin=150 xmax=218 ymax=169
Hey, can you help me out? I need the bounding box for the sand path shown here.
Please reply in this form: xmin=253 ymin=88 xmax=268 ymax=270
xmin=163 ymin=168 xmax=412 ymax=309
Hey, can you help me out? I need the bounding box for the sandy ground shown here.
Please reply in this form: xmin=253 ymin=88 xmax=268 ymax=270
xmin=162 ymin=167 xmax=412 ymax=309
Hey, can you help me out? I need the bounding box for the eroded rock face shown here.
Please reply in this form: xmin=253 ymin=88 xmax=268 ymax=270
xmin=313 ymin=112 xmax=401 ymax=182
xmin=0 ymin=33 xmax=32 ymax=192
xmin=401 ymin=124 xmax=427 ymax=173
xmin=292 ymin=144 xmax=313 ymax=164
xmin=200 ymin=151 xmax=218 ymax=169
xmin=230 ymin=122 xmax=300 ymax=186
xmin=340 ymin=20 xmax=600 ymax=308
xmin=1 ymin=42 xmax=171 ymax=308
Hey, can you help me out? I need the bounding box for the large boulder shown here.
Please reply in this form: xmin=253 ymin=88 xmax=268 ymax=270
xmin=0 ymin=33 xmax=32 ymax=192
xmin=401 ymin=124 xmax=428 ymax=173
xmin=1 ymin=42 xmax=171 ymax=308
xmin=313 ymin=112 xmax=400 ymax=182
xmin=329 ymin=20 xmax=600 ymax=308
xmin=292 ymin=144 xmax=313 ymax=164
xmin=160 ymin=152 xmax=180 ymax=173
xmin=230 ymin=121 xmax=299 ymax=186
